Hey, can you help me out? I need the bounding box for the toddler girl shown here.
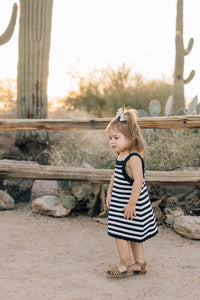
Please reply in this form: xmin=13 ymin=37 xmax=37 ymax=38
xmin=105 ymin=107 xmax=158 ymax=277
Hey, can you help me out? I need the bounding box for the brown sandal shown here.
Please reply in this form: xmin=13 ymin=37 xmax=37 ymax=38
xmin=105 ymin=261 xmax=132 ymax=277
xmin=131 ymin=261 xmax=147 ymax=274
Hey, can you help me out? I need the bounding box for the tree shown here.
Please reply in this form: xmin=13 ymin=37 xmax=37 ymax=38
xmin=15 ymin=0 xmax=53 ymax=164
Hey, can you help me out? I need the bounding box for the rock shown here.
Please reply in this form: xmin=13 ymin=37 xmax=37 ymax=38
xmin=32 ymin=196 xmax=71 ymax=217
xmin=184 ymin=190 xmax=200 ymax=215
xmin=1 ymin=178 xmax=34 ymax=203
xmin=0 ymin=145 xmax=26 ymax=161
xmin=152 ymin=206 xmax=163 ymax=225
xmin=0 ymin=160 xmax=36 ymax=203
xmin=165 ymin=214 xmax=175 ymax=226
xmin=164 ymin=206 xmax=184 ymax=218
xmin=31 ymin=180 xmax=60 ymax=200
xmin=0 ymin=190 xmax=14 ymax=210
xmin=173 ymin=216 xmax=200 ymax=240
xmin=164 ymin=206 xmax=184 ymax=226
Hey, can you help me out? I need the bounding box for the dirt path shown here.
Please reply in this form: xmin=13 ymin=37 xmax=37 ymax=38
xmin=0 ymin=203 xmax=199 ymax=300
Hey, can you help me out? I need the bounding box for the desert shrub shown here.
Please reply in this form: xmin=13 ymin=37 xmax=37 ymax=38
xmin=48 ymin=108 xmax=113 ymax=168
xmin=49 ymin=129 xmax=114 ymax=169
xmin=144 ymin=129 xmax=200 ymax=171
xmin=65 ymin=64 xmax=172 ymax=117
xmin=47 ymin=92 xmax=199 ymax=172
xmin=49 ymin=113 xmax=200 ymax=172
xmin=0 ymin=79 xmax=17 ymax=118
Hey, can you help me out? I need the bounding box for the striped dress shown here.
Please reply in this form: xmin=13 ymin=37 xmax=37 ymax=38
xmin=108 ymin=152 xmax=158 ymax=242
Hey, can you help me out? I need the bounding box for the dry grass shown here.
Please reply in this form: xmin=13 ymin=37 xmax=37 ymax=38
xmin=49 ymin=129 xmax=114 ymax=169
xmin=48 ymin=108 xmax=115 ymax=168
xmin=0 ymin=101 xmax=199 ymax=171
xmin=48 ymin=109 xmax=200 ymax=171
xmin=144 ymin=129 xmax=200 ymax=171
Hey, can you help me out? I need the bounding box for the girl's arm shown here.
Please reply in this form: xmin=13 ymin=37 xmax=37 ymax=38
xmin=123 ymin=156 xmax=143 ymax=220
xmin=106 ymin=173 xmax=114 ymax=208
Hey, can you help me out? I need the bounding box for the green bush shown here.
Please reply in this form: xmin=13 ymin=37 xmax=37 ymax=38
xmin=65 ymin=65 xmax=172 ymax=117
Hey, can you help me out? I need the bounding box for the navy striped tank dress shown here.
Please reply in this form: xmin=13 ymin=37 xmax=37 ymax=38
xmin=108 ymin=152 xmax=158 ymax=242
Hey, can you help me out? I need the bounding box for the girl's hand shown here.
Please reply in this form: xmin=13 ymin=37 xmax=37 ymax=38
xmin=123 ymin=203 xmax=136 ymax=220
xmin=106 ymin=194 xmax=111 ymax=208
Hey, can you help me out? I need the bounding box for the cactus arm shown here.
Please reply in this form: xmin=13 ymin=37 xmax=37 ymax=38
xmin=184 ymin=70 xmax=195 ymax=84
xmin=0 ymin=3 xmax=18 ymax=46
xmin=184 ymin=38 xmax=194 ymax=55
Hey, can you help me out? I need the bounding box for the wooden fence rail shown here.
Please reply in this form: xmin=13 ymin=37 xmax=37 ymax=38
xmin=0 ymin=115 xmax=200 ymax=185
xmin=0 ymin=161 xmax=199 ymax=185
xmin=0 ymin=115 xmax=200 ymax=130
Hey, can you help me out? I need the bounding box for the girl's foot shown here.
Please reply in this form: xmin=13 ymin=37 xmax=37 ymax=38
xmin=105 ymin=261 xmax=132 ymax=277
xmin=131 ymin=261 xmax=146 ymax=274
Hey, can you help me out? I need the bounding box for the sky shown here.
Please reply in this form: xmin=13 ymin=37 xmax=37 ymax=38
xmin=0 ymin=0 xmax=199 ymax=105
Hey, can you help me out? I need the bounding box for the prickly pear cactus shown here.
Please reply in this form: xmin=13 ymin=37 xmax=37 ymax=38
xmin=148 ymin=99 xmax=161 ymax=117
xmin=60 ymin=194 xmax=77 ymax=210
xmin=173 ymin=0 xmax=195 ymax=115
xmin=164 ymin=95 xmax=173 ymax=116
xmin=0 ymin=3 xmax=17 ymax=46
xmin=187 ymin=95 xmax=198 ymax=115
xmin=137 ymin=110 xmax=149 ymax=117
xmin=57 ymin=180 xmax=72 ymax=191
xmin=196 ymin=103 xmax=200 ymax=115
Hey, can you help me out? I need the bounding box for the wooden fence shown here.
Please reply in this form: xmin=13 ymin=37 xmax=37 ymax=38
xmin=0 ymin=115 xmax=200 ymax=185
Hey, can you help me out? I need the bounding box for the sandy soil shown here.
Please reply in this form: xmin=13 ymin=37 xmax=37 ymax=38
xmin=0 ymin=203 xmax=200 ymax=300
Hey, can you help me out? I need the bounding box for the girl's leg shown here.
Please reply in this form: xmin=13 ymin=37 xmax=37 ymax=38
xmin=130 ymin=241 xmax=145 ymax=271
xmin=114 ymin=238 xmax=131 ymax=272
xmin=106 ymin=238 xmax=131 ymax=275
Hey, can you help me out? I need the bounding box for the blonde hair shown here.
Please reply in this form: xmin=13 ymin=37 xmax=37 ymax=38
xmin=106 ymin=108 xmax=145 ymax=154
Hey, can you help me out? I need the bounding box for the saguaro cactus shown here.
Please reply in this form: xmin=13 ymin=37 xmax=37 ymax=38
xmin=15 ymin=0 xmax=53 ymax=164
xmin=0 ymin=3 xmax=17 ymax=46
xmin=173 ymin=0 xmax=195 ymax=115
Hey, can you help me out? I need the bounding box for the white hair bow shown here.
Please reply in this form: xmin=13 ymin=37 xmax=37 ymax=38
xmin=116 ymin=107 xmax=126 ymax=121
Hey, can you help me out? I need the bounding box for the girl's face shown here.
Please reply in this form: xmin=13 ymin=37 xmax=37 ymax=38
xmin=108 ymin=128 xmax=132 ymax=154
